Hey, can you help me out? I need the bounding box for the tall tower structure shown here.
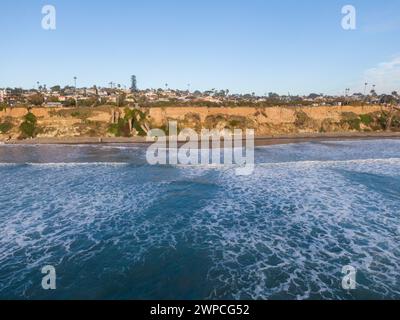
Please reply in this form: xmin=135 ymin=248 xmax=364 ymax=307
xmin=131 ymin=75 xmax=137 ymax=93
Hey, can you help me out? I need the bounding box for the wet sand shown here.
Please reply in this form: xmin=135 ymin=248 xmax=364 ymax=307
xmin=2 ymin=132 xmax=400 ymax=147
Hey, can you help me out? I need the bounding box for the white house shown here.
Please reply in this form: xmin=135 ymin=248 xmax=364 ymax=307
xmin=0 ymin=89 xmax=6 ymax=103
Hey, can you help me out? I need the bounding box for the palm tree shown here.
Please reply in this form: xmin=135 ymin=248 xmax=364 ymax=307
xmin=371 ymin=85 xmax=377 ymax=97
xmin=73 ymin=77 xmax=78 ymax=108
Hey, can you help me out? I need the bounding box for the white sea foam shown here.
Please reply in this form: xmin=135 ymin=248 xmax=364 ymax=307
xmin=0 ymin=157 xmax=399 ymax=169
xmin=186 ymin=158 xmax=400 ymax=299
xmin=258 ymin=157 xmax=400 ymax=167
xmin=1 ymin=141 xmax=400 ymax=299
xmin=27 ymin=162 xmax=131 ymax=167
xmin=0 ymin=162 xmax=131 ymax=167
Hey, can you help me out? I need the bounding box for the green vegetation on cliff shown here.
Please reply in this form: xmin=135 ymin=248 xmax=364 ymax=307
xmin=0 ymin=103 xmax=8 ymax=112
xmin=108 ymin=108 xmax=149 ymax=137
xmin=19 ymin=112 xmax=39 ymax=139
xmin=359 ymin=114 xmax=373 ymax=126
xmin=49 ymin=108 xmax=94 ymax=121
xmin=341 ymin=112 xmax=361 ymax=131
xmin=0 ymin=122 xmax=13 ymax=134
xmin=339 ymin=112 xmax=400 ymax=132
xmin=295 ymin=111 xmax=315 ymax=128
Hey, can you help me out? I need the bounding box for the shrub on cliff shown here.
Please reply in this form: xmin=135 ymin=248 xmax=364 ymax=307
xmin=295 ymin=111 xmax=313 ymax=128
xmin=63 ymin=98 xmax=77 ymax=107
xmin=0 ymin=122 xmax=13 ymax=134
xmin=19 ymin=112 xmax=38 ymax=139
xmin=360 ymin=114 xmax=373 ymax=126
xmin=340 ymin=112 xmax=361 ymax=131
xmin=108 ymin=119 xmax=131 ymax=137
xmin=0 ymin=103 xmax=8 ymax=111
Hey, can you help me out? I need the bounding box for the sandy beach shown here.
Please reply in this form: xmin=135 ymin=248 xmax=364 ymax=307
xmin=2 ymin=131 xmax=400 ymax=147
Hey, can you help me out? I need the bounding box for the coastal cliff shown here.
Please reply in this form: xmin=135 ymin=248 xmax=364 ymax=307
xmin=0 ymin=105 xmax=398 ymax=140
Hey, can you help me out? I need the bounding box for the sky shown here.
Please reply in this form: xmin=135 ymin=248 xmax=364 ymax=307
xmin=1 ymin=0 xmax=400 ymax=95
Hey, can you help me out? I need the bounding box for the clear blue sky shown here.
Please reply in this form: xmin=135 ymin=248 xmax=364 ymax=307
xmin=1 ymin=0 xmax=400 ymax=95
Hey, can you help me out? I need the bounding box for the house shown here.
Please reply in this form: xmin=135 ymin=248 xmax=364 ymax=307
xmin=0 ymin=89 xmax=6 ymax=103
xmin=45 ymin=102 xmax=63 ymax=108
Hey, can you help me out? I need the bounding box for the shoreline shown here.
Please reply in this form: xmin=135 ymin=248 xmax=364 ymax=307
xmin=2 ymin=132 xmax=400 ymax=147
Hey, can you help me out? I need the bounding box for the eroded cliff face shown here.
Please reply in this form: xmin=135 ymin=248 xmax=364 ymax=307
xmin=147 ymin=105 xmax=392 ymax=135
xmin=0 ymin=105 xmax=396 ymax=140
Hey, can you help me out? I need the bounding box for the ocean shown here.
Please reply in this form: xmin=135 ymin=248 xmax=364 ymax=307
xmin=0 ymin=139 xmax=399 ymax=300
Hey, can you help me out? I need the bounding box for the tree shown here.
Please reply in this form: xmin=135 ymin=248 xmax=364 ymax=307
xmin=117 ymin=93 xmax=127 ymax=107
xmin=63 ymin=98 xmax=76 ymax=107
xmin=268 ymin=92 xmax=280 ymax=99
xmin=19 ymin=112 xmax=38 ymax=139
xmin=379 ymin=95 xmax=399 ymax=132
xmin=308 ymin=93 xmax=320 ymax=100
xmin=28 ymin=94 xmax=44 ymax=106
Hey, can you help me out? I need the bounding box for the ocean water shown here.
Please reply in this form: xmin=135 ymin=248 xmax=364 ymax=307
xmin=0 ymin=140 xmax=399 ymax=300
